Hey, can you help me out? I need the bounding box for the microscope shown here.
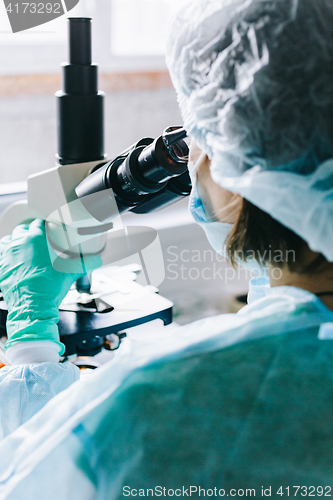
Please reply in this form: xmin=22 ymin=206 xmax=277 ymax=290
xmin=0 ymin=18 xmax=191 ymax=360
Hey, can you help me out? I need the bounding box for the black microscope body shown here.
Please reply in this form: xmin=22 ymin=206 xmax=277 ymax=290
xmin=0 ymin=18 xmax=191 ymax=359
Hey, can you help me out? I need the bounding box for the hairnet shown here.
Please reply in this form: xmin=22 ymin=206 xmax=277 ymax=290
xmin=166 ymin=0 xmax=333 ymax=261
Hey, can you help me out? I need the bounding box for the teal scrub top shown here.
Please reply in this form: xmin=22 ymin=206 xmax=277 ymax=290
xmin=1 ymin=278 xmax=333 ymax=499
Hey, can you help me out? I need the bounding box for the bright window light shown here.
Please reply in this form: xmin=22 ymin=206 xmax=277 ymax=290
xmin=110 ymin=0 xmax=189 ymax=56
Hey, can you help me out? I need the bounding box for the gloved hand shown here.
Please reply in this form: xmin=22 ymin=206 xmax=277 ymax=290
xmin=0 ymin=219 xmax=102 ymax=356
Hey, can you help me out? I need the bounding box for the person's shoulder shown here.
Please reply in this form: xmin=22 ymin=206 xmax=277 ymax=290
xmin=121 ymin=323 xmax=324 ymax=406
xmin=115 ymin=331 xmax=286 ymax=428
xmin=109 ymin=326 xmax=333 ymax=489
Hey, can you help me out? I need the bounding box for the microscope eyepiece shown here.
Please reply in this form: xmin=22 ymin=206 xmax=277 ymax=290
xmin=75 ymin=127 xmax=191 ymax=221
xmin=162 ymin=126 xmax=188 ymax=162
xmin=68 ymin=18 xmax=92 ymax=65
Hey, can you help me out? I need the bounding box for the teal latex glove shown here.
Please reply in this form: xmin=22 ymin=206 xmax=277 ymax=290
xmin=0 ymin=219 xmax=102 ymax=355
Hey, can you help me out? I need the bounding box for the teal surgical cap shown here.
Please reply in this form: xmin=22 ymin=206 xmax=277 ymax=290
xmin=166 ymin=0 xmax=333 ymax=261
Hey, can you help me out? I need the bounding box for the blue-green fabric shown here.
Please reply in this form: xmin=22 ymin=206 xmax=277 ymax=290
xmin=0 ymin=219 xmax=101 ymax=354
xmin=0 ymin=281 xmax=333 ymax=498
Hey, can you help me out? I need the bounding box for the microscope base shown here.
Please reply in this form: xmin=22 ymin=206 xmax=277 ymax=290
xmin=0 ymin=283 xmax=173 ymax=357
xmin=59 ymin=287 xmax=173 ymax=356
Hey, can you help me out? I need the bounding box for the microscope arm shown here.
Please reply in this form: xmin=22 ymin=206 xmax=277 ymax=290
xmin=0 ymin=200 xmax=40 ymax=238
xmin=0 ymin=159 xmax=108 ymax=254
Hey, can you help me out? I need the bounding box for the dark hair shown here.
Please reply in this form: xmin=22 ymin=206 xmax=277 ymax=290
xmin=226 ymin=198 xmax=327 ymax=274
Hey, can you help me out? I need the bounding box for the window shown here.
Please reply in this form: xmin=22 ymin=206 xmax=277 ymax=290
xmin=110 ymin=0 xmax=189 ymax=56
xmin=0 ymin=0 xmax=185 ymax=184
xmin=0 ymin=0 xmax=189 ymax=74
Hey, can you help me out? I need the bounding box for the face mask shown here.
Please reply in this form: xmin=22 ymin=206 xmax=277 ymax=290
xmin=188 ymin=152 xmax=267 ymax=277
xmin=190 ymin=183 xmax=232 ymax=256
